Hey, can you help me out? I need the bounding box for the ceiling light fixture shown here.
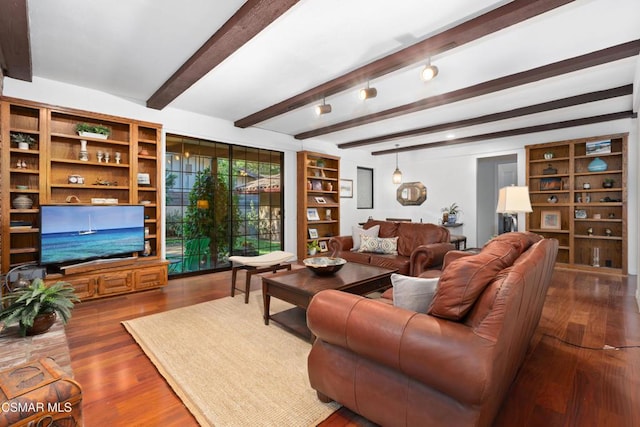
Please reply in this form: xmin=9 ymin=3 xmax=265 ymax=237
xmin=392 ymin=144 xmax=402 ymax=184
xmin=420 ymin=58 xmax=439 ymax=81
xmin=358 ymin=82 xmax=377 ymax=100
xmin=315 ymin=98 xmax=332 ymax=115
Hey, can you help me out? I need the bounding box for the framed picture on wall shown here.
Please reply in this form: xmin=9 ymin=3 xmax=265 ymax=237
xmin=339 ymin=179 xmax=353 ymax=198
xmin=541 ymin=210 xmax=561 ymax=230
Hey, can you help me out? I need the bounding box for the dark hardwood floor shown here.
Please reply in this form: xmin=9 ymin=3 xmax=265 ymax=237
xmin=64 ymin=268 xmax=640 ymax=426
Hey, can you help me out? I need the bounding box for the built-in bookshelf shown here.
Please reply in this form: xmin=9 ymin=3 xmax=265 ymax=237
xmin=296 ymin=151 xmax=340 ymax=258
xmin=525 ymin=133 xmax=627 ymax=274
xmin=1 ymin=97 xmax=167 ymax=298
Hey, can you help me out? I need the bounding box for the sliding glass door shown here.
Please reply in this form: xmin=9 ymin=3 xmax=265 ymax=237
xmin=165 ymin=135 xmax=283 ymax=276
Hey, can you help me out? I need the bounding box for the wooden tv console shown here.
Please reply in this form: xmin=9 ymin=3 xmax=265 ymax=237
xmin=44 ymin=258 xmax=168 ymax=300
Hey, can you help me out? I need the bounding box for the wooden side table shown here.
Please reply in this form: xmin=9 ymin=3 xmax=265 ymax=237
xmin=450 ymin=235 xmax=467 ymax=250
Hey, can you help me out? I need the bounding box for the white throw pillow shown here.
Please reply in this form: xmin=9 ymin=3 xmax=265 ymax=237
xmin=351 ymin=224 xmax=380 ymax=251
xmin=391 ymin=273 xmax=439 ymax=313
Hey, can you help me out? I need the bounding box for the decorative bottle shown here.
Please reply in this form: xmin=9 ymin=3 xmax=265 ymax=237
xmin=79 ymin=140 xmax=89 ymax=161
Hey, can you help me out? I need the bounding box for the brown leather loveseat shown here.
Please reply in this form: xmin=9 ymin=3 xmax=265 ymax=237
xmin=328 ymin=219 xmax=454 ymax=276
xmin=307 ymin=232 xmax=558 ymax=427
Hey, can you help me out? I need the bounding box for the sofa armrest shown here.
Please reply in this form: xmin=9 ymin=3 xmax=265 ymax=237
xmin=308 ymin=289 xmax=492 ymax=404
xmin=409 ymin=242 xmax=455 ymax=276
xmin=328 ymin=235 xmax=353 ymax=256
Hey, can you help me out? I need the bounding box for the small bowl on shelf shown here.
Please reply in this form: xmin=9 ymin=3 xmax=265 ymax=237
xmin=303 ymin=257 xmax=347 ymax=276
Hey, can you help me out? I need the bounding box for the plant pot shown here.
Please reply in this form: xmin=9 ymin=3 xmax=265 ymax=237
xmin=78 ymin=131 xmax=108 ymax=140
xmin=26 ymin=312 xmax=57 ymax=336
xmin=18 ymin=142 xmax=30 ymax=150
xmin=603 ymin=182 xmax=613 ymax=188
xmin=308 ymin=248 xmax=317 ymax=256
xmin=447 ymin=214 xmax=457 ymax=224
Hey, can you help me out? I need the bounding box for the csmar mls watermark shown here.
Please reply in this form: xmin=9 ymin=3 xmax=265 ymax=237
xmin=1 ymin=401 xmax=73 ymax=413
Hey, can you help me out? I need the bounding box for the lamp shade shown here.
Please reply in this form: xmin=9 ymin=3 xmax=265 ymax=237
xmin=496 ymin=186 xmax=532 ymax=214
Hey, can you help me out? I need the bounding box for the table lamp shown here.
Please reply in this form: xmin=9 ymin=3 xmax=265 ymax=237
xmin=496 ymin=185 xmax=532 ymax=232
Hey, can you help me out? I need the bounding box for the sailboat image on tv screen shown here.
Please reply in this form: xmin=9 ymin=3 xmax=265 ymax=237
xmin=78 ymin=214 xmax=97 ymax=235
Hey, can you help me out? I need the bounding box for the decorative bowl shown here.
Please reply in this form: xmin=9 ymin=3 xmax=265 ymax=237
xmin=303 ymin=257 xmax=347 ymax=276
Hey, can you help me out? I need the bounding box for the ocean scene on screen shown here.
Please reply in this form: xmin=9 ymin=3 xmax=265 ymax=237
xmin=40 ymin=205 xmax=145 ymax=264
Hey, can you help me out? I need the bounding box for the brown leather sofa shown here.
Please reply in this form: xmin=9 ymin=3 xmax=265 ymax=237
xmin=307 ymin=232 xmax=558 ymax=427
xmin=328 ymin=219 xmax=454 ymax=276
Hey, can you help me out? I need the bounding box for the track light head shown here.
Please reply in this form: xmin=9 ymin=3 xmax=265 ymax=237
xmin=315 ymin=103 xmax=332 ymax=115
xmin=420 ymin=64 xmax=439 ymax=81
xmin=358 ymin=87 xmax=378 ymax=100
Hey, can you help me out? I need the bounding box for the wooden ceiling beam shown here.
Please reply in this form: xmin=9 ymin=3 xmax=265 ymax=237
xmin=234 ymin=0 xmax=575 ymax=128
xmin=338 ymin=85 xmax=633 ymax=149
xmin=146 ymin=0 xmax=300 ymax=110
xmin=0 ymin=0 xmax=32 ymax=81
xmin=296 ymin=40 xmax=640 ymax=140
xmin=372 ymin=111 xmax=637 ymax=155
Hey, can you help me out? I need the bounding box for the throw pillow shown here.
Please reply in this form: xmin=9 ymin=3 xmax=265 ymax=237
xmin=358 ymin=235 xmax=398 ymax=254
xmin=391 ymin=273 xmax=439 ymax=313
xmin=351 ymin=225 xmax=380 ymax=251
xmin=428 ymin=241 xmax=517 ymax=321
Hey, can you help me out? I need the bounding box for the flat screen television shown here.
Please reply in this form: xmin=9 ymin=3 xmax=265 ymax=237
xmin=40 ymin=205 xmax=145 ymax=266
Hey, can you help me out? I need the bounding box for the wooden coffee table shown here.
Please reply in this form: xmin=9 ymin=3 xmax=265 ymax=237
xmin=262 ymin=262 xmax=396 ymax=340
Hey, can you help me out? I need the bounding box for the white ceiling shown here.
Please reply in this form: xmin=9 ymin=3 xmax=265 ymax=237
xmin=25 ymin=0 xmax=640 ymax=153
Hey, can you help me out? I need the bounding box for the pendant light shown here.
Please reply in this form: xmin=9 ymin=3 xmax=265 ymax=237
xmin=392 ymin=144 xmax=402 ymax=184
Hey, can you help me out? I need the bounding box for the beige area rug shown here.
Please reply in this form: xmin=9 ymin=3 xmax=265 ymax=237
xmin=122 ymin=293 xmax=339 ymax=427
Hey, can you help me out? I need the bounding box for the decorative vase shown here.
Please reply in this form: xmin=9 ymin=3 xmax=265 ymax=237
xmin=583 ymin=183 xmax=591 ymax=189
xmin=12 ymin=194 xmax=33 ymax=209
xmin=142 ymin=240 xmax=152 ymax=256
xmin=544 ymin=152 xmax=554 ymax=159
xmin=442 ymin=212 xmax=449 ymax=224
xmin=587 ymin=157 xmax=607 ymax=172
xmin=26 ymin=312 xmax=57 ymax=336
xmin=79 ymin=139 xmax=89 ymax=161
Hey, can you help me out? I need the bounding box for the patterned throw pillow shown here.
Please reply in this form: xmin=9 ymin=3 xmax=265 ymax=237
xmin=351 ymin=224 xmax=380 ymax=251
xmin=357 ymin=235 xmax=398 ymax=254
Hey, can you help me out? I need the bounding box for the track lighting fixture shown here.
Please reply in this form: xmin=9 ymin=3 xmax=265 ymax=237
xmin=392 ymin=144 xmax=402 ymax=184
xmin=358 ymin=82 xmax=377 ymax=100
xmin=420 ymin=58 xmax=439 ymax=81
xmin=315 ymin=98 xmax=332 ymax=115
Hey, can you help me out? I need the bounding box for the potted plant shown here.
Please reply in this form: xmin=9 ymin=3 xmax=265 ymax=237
xmin=0 ymin=278 xmax=79 ymax=337
xmin=307 ymin=240 xmax=321 ymax=256
xmin=442 ymin=203 xmax=460 ymax=224
xmin=603 ymin=178 xmax=615 ymax=188
xmin=10 ymin=132 xmax=36 ymax=150
xmin=75 ymin=123 xmax=111 ymax=139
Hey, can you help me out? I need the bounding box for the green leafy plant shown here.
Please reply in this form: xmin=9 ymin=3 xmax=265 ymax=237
xmin=0 ymin=278 xmax=79 ymax=337
xmin=442 ymin=203 xmax=460 ymax=215
xmin=10 ymin=132 xmax=36 ymax=146
xmin=307 ymin=240 xmax=321 ymax=251
xmin=75 ymin=122 xmax=111 ymax=136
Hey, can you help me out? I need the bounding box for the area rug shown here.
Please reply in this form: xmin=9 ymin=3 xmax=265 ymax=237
xmin=122 ymin=294 xmax=339 ymax=427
